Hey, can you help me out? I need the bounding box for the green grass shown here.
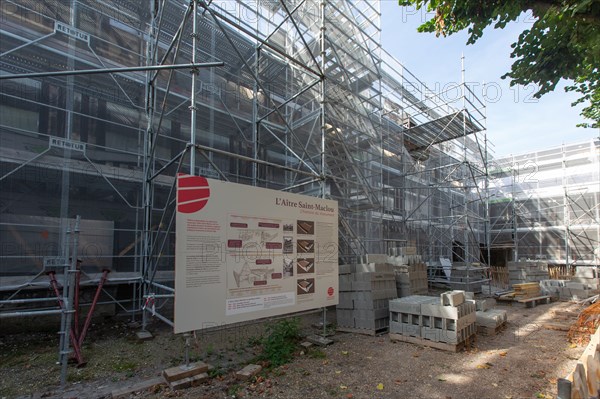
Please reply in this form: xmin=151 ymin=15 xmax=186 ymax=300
xmin=257 ymin=318 xmax=301 ymax=368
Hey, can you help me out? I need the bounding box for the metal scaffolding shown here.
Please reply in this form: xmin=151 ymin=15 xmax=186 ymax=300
xmin=0 ymin=0 xmax=491 ymax=335
xmin=489 ymin=139 xmax=600 ymax=269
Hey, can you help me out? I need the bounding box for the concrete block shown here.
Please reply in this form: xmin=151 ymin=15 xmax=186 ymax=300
xmin=337 ymin=292 xmax=354 ymax=309
xmin=336 ymin=309 xmax=354 ymax=327
xmin=389 ymin=296 xmax=437 ymax=314
xmin=136 ymin=330 xmax=153 ymax=341
xmin=163 ymin=362 xmax=209 ymax=383
xmin=353 ymin=298 xmax=388 ymax=310
xmin=354 ymin=272 xmax=395 ymax=282
xmin=354 ymin=308 xmax=388 ymax=320
xmin=389 ymin=320 xmax=420 ymax=336
xmin=575 ymin=267 xmax=598 ymax=279
xmin=236 ymin=364 xmax=262 ymax=380
xmin=421 ymin=301 xmax=475 ymax=319
xmin=339 ymin=274 xmax=353 ymax=291
xmin=353 ymin=289 xmax=397 ymax=301
xmin=440 ymin=290 xmax=466 ymax=306
xmin=475 ymin=298 xmax=496 ymax=312
xmin=352 ymin=279 xmax=396 ymax=292
xmin=354 ymin=316 xmax=389 ymax=331
xmin=300 ymin=341 xmax=313 ymax=349
xmin=421 ymin=322 xmax=476 ymax=344
xmin=566 ymin=282 xmax=589 ymax=290
xmin=355 ymin=263 xmax=394 ymax=273
xmin=476 ymin=309 xmax=507 ymax=328
xmin=339 ymin=264 xmax=356 ymax=274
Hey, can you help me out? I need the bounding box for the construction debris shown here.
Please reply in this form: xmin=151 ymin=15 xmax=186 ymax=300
xmin=568 ymin=300 xmax=600 ymax=345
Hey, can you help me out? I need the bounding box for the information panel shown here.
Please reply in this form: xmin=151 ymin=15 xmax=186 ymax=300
xmin=174 ymin=175 xmax=338 ymax=333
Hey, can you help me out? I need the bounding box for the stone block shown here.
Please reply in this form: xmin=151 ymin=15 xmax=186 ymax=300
xmin=354 ymin=272 xmax=395 ymax=282
xmin=355 ymin=263 xmax=394 ymax=273
xmin=389 ymin=320 xmax=420 ymax=336
xmin=440 ymin=290 xmax=466 ymax=306
xmin=169 ymin=373 xmax=208 ymax=390
xmin=235 ymin=364 xmax=262 ymax=381
xmin=339 ymin=264 xmax=356 ymax=274
xmin=163 ymin=362 xmax=209 ymax=383
xmin=575 ymin=267 xmax=598 ymax=279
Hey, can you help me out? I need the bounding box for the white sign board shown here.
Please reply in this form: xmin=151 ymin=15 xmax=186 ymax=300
xmin=174 ymin=175 xmax=339 ymax=333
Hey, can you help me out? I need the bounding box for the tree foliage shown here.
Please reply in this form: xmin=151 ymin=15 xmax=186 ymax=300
xmin=399 ymin=0 xmax=600 ymax=128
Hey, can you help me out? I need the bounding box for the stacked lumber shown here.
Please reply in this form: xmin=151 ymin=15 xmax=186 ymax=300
xmin=513 ymin=282 xmax=541 ymax=300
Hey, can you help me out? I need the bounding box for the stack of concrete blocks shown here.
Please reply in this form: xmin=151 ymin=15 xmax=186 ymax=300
xmin=539 ymin=280 xmax=567 ymax=298
xmin=449 ymin=263 xmax=488 ymax=293
xmin=465 ymin=292 xmax=507 ymax=335
xmin=559 ymin=267 xmax=599 ymax=301
xmin=389 ymin=290 xmax=476 ymax=346
xmin=389 ymin=295 xmax=438 ymax=337
xmin=337 ymin=254 xmax=397 ymax=334
xmin=387 ymin=247 xmax=428 ymax=297
xmin=507 ymin=260 xmax=549 ymax=287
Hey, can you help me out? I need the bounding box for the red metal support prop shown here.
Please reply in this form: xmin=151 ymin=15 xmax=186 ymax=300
xmin=73 ymin=260 xmax=82 ymax=339
xmin=78 ymin=269 xmax=110 ymax=347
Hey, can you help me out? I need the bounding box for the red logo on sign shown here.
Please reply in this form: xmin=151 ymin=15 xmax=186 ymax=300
xmin=327 ymin=287 xmax=334 ymax=297
xmin=177 ymin=174 xmax=210 ymax=213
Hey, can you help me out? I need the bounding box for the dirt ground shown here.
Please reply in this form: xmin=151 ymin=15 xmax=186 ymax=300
xmin=0 ymin=299 xmax=586 ymax=399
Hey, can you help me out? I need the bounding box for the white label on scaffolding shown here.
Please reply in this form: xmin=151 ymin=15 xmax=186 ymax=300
xmin=54 ymin=22 xmax=90 ymax=44
xmin=43 ymin=257 xmax=69 ymax=268
xmin=50 ymin=137 xmax=86 ymax=152
xmin=174 ymin=175 xmax=339 ymax=334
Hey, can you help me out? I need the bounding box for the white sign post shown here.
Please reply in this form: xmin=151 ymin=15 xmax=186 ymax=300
xmin=174 ymin=175 xmax=339 ymax=334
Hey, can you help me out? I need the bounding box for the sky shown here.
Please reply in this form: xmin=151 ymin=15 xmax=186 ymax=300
xmin=379 ymin=1 xmax=599 ymax=158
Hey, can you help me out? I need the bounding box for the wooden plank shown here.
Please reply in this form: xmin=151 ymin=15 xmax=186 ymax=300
xmin=111 ymin=377 xmax=166 ymax=398
xmin=572 ymin=363 xmax=589 ymax=399
xmin=517 ymin=295 xmax=550 ymax=303
xmin=543 ymin=322 xmax=571 ymax=332
xmin=584 ymin=354 xmax=599 ymax=395
xmin=389 ymin=332 xmax=475 ymax=352
xmin=552 ymin=310 xmax=578 ymax=319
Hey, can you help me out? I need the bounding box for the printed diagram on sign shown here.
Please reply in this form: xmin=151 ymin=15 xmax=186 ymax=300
xmin=297 ymin=278 xmax=315 ymax=295
xmin=297 ymin=239 xmax=314 ymax=253
xmin=297 ymin=220 xmax=314 ymax=235
xmin=232 ymin=263 xmax=275 ymax=288
xmin=283 ymin=258 xmax=294 ymax=277
xmin=283 ymin=223 xmax=294 ymax=232
xmin=283 ymin=236 xmax=294 ymax=254
xmin=235 ymin=230 xmax=279 ymax=247
xmin=297 ymin=258 xmax=314 ymax=274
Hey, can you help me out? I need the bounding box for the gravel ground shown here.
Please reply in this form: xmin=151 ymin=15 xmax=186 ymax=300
xmin=0 ymin=300 xmax=585 ymax=399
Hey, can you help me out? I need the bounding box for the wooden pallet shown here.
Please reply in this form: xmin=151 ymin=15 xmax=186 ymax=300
xmin=389 ymin=332 xmax=476 ymax=352
xmin=336 ymin=326 xmax=388 ymax=336
xmin=477 ymin=322 xmax=507 ymax=336
xmin=517 ymin=295 xmax=551 ymax=308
